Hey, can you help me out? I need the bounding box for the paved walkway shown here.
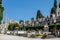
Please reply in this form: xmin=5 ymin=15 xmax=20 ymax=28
xmin=0 ymin=34 xmax=60 ymax=40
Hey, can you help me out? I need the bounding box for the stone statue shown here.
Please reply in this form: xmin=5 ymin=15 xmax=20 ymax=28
xmin=0 ymin=0 xmax=2 ymax=4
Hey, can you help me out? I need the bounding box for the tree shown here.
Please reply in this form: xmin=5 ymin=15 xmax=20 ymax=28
xmin=54 ymin=0 xmax=57 ymax=8
xmin=59 ymin=3 xmax=60 ymax=8
xmin=36 ymin=10 xmax=44 ymax=19
xmin=54 ymin=0 xmax=57 ymax=14
xmin=50 ymin=7 xmax=55 ymax=14
xmin=31 ymin=17 xmax=34 ymax=22
xmin=19 ymin=20 xmax=24 ymax=27
xmin=0 ymin=0 xmax=2 ymax=4
xmin=31 ymin=17 xmax=34 ymax=21
xmin=50 ymin=0 xmax=57 ymax=14
xmin=19 ymin=20 xmax=24 ymax=24
xmin=8 ymin=23 xmax=14 ymax=31
xmin=50 ymin=0 xmax=57 ymax=32
xmin=8 ymin=23 xmax=20 ymax=31
xmin=0 ymin=0 xmax=4 ymax=24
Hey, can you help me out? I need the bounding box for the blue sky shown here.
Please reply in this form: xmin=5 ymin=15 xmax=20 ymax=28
xmin=2 ymin=0 xmax=60 ymax=21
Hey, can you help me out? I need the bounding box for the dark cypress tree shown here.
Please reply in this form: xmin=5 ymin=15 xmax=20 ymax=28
xmin=54 ymin=0 xmax=57 ymax=14
xmin=59 ymin=3 xmax=60 ymax=8
xmin=50 ymin=7 xmax=55 ymax=14
xmin=54 ymin=0 xmax=57 ymax=8
xmin=0 ymin=0 xmax=2 ymax=4
xmin=36 ymin=10 xmax=44 ymax=19
xmin=50 ymin=0 xmax=57 ymax=14
xmin=0 ymin=0 xmax=4 ymax=24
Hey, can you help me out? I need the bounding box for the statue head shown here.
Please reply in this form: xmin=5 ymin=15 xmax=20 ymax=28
xmin=0 ymin=0 xmax=2 ymax=4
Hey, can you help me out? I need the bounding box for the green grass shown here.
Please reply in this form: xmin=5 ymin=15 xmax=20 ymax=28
xmin=35 ymin=34 xmax=44 ymax=36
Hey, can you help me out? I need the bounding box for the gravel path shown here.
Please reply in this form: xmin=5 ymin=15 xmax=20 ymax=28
xmin=0 ymin=34 xmax=60 ymax=40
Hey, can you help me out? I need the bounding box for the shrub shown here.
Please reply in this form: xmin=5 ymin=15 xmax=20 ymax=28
xmin=30 ymin=34 xmax=36 ymax=38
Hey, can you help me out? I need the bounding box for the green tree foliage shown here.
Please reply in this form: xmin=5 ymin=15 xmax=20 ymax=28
xmin=59 ymin=3 xmax=60 ymax=8
xmin=0 ymin=0 xmax=2 ymax=4
xmin=31 ymin=17 xmax=34 ymax=20
xmin=54 ymin=0 xmax=57 ymax=8
xmin=51 ymin=7 xmax=55 ymax=14
xmin=50 ymin=0 xmax=57 ymax=14
xmin=21 ymin=26 xmax=44 ymax=31
xmin=36 ymin=10 xmax=44 ymax=19
xmin=19 ymin=20 xmax=24 ymax=24
xmin=8 ymin=23 xmax=20 ymax=31
xmin=0 ymin=0 xmax=4 ymax=24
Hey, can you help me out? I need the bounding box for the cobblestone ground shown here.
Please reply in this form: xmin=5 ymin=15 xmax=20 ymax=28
xmin=0 ymin=34 xmax=60 ymax=40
